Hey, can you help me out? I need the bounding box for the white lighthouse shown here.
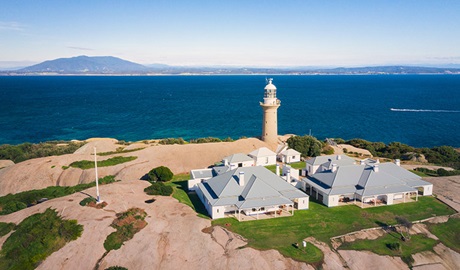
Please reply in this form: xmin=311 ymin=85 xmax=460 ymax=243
xmin=260 ymin=78 xmax=280 ymax=146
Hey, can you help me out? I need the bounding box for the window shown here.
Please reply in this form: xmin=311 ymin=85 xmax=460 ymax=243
xmin=217 ymin=209 xmax=219 ymax=213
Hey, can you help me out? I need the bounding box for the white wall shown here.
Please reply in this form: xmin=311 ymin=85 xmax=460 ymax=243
xmin=252 ymin=155 xmax=277 ymax=166
xmin=229 ymin=160 xmax=254 ymax=170
xmin=422 ymin=185 xmax=433 ymax=196
xmin=296 ymin=197 xmax=309 ymax=210
xmin=284 ymin=154 xmax=301 ymax=164
xmin=386 ymin=194 xmax=394 ymax=205
xmin=196 ymin=187 xmax=213 ymax=218
xmin=324 ymin=194 xmax=340 ymax=207
xmin=212 ymin=206 xmax=225 ymax=219
xmin=187 ymin=179 xmax=202 ymax=191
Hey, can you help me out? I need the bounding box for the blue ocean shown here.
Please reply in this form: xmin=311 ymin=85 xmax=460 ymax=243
xmin=0 ymin=75 xmax=459 ymax=147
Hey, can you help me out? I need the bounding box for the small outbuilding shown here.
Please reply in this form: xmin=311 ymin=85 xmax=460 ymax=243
xmin=279 ymin=148 xmax=301 ymax=164
xmin=248 ymin=147 xmax=277 ymax=166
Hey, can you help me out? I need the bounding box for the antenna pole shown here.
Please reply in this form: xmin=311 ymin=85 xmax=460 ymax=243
xmin=94 ymin=147 xmax=100 ymax=202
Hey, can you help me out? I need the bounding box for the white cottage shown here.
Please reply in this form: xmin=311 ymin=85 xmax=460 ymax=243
xmin=279 ymin=148 xmax=301 ymax=164
xmin=248 ymin=147 xmax=277 ymax=166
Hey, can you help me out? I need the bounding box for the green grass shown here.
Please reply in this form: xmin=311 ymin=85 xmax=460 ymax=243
xmin=0 ymin=208 xmax=83 ymax=270
xmin=164 ymin=174 xmax=209 ymax=219
xmin=69 ymin=156 xmax=137 ymax=169
xmin=410 ymin=170 xmax=430 ymax=177
xmin=265 ymin=164 xmax=277 ymax=173
xmin=290 ymin=161 xmax=306 ymax=169
xmin=339 ymin=232 xmax=438 ymax=257
xmin=427 ymin=217 xmax=460 ymax=253
xmin=98 ymin=148 xmax=145 ymax=156
xmin=0 ymin=175 xmax=117 ymax=215
xmin=211 ymin=197 xmax=454 ymax=263
xmin=278 ymin=242 xmax=324 ymax=265
xmin=0 ymin=222 xmax=15 ymax=236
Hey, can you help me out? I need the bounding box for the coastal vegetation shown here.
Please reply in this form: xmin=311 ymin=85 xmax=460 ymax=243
xmin=69 ymin=156 xmax=137 ymax=169
xmin=144 ymin=182 xmax=173 ymax=196
xmin=147 ymin=166 xmax=173 ymax=182
xmin=0 ymin=222 xmax=15 ymax=236
xmin=98 ymin=147 xmax=145 ymax=156
xmin=104 ymin=208 xmax=147 ymax=251
xmin=0 ymin=175 xmax=117 ymax=215
xmin=158 ymin=136 xmax=234 ymax=145
xmin=287 ymin=135 xmax=323 ymax=157
xmin=212 ymin=197 xmax=454 ymax=263
xmin=343 ymin=138 xmax=460 ymax=169
xmin=0 ymin=141 xmax=85 ymax=163
xmin=427 ymin=217 xmax=460 ymax=253
xmin=0 ymin=208 xmax=83 ymax=270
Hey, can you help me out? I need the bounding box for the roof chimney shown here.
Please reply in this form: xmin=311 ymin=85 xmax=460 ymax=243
xmin=276 ymin=164 xmax=280 ymax=176
xmin=373 ymin=164 xmax=379 ymax=172
xmin=360 ymin=160 xmax=365 ymax=165
xmin=337 ymin=155 xmax=341 ymax=160
xmin=395 ymin=159 xmax=401 ymax=166
xmin=286 ymin=169 xmax=291 ymax=182
xmin=238 ymin=171 xmax=245 ymax=186
xmin=331 ymin=164 xmax=338 ymax=173
xmin=223 ymin=158 xmax=229 ymax=167
xmin=376 ymin=159 xmax=380 ymax=164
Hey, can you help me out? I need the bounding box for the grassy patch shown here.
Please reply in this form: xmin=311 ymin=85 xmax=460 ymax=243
xmin=98 ymin=148 xmax=145 ymax=156
xmin=0 ymin=222 xmax=15 ymax=236
xmin=290 ymin=161 xmax=306 ymax=169
xmin=0 ymin=141 xmax=85 ymax=163
xmin=0 ymin=175 xmax=117 ymax=215
xmin=339 ymin=233 xmax=438 ymax=257
xmin=212 ymin=197 xmax=454 ymax=262
xmin=164 ymin=174 xmax=209 ymax=219
xmin=0 ymin=208 xmax=83 ymax=270
xmin=69 ymin=156 xmax=137 ymax=169
xmin=427 ymin=217 xmax=460 ymax=253
xmin=410 ymin=170 xmax=430 ymax=177
xmin=104 ymin=208 xmax=147 ymax=252
xmin=278 ymin=242 xmax=323 ymax=265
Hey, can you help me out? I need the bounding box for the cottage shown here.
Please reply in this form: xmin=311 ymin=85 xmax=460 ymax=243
xmin=196 ymin=166 xmax=309 ymax=220
xmin=279 ymin=148 xmax=301 ymax=164
xmin=248 ymin=147 xmax=277 ymax=166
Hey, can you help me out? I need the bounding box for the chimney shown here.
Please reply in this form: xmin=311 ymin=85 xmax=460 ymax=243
xmin=337 ymin=155 xmax=341 ymax=160
xmin=360 ymin=160 xmax=365 ymax=165
xmin=238 ymin=171 xmax=245 ymax=186
xmin=373 ymin=164 xmax=379 ymax=172
xmin=395 ymin=159 xmax=401 ymax=166
xmin=286 ymin=169 xmax=291 ymax=182
xmin=223 ymin=158 xmax=229 ymax=167
xmin=376 ymin=159 xmax=380 ymax=164
xmin=276 ymin=164 xmax=280 ymax=176
xmin=331 ymin=164 xmax=338 ymax=173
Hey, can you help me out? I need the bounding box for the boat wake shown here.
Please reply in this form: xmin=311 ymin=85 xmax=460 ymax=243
xmin=390 ymin=108 xmax=460 ymax=113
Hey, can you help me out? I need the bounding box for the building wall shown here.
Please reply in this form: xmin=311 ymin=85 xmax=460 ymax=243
xmin=252 ymin=155 xmax=277 ymax=166
xmin=187 ymin=178 xmax=203 ymax=191
xmin=229 ymin=160 xmax=254 ymax=170
xmin=324 ymin=194 xmax=340 ymax=207
xmin=283 ymin=154 xmax=301 ymax=164
xmin=296 ymin=197 xmax=309 ymax=210
xmin=422 ymin=185 xmax=433 ymax=196
xmin=196 ymin=187 xmax=213 ymax=218
xmin=306 ymin=164 xmax=321 ymax=175
xmin=211 ymin=206 xmax=226 ymax=219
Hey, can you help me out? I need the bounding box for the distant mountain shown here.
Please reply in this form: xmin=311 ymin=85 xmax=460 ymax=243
xmin=3 ymin=56 xmax=460 ymax=75
xmin=19 ymin=55 xmax=148 ymax=74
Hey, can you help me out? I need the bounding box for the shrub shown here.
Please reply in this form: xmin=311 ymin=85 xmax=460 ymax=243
xmin=69 ymin=156 xmax=137 ymax=169
xmin=79 ymin=197 xmax=97 ymax=206
xmin=0 ymin=222 xmax=15 ymax=236
xmin=144 ymin=182 xmax=173 ymax=196
xmin=0 ymin=141 xmax=85 ymax=163
xmin=103 ymin=208 xmax=147 ymax=252
xmin=343 ymin=148 xmax=348 ymax=153
xmin=322 ymin=145 xmax=334 ymax=155
xmin=0 ymin=201 xmax=27 ymax=214
xmin=190 ymin=137 xmax=222 ymax=144
xmin=158 ymin=138 xmax=186 ymax=145
xmin=147 ymin=166 xmax=173 ymax=182
xmin=287 ymin=135 xmax=322 ymax=157
xmin=106 ymin=266 xmax=128 ymax=270
xmin=0 ymin=208 xmax=83 ymax=270
xmin=386 ymin=242 xmax=401 ymax=251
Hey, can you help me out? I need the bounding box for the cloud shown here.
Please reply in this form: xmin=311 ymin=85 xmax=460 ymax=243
xmin=0 ymin=21 xmax=24 ymax=31
xmin=67 ymin=46 xmax=94 ymax=51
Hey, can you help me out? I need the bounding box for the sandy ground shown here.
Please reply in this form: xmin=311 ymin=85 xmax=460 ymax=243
xmin=423 ymin=175 xmax=460 ymax=212
xmin=0 ymin=138 xmax=270 ymax=196
xmin=0 ymin=180 xmax=313 ymax=270
xmin=0 ymin=160 xmax=14 ymax=169
xmin=332 ymin=144 xmax=373 ymax=157
xmin=402 ymin=164 xmax=455 ymax=171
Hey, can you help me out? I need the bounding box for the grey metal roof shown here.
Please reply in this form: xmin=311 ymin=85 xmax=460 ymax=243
xmin=212 ymin=165 xmax=230 ymax=175
xmin=223 ymin=153 xmax=254 ymax=164
xmin=197 ymin=166 xmax=308 ymax=209
xmin=191 ymin=169 xmax=213 ymax=179
xmin=306 ymin=154 xmax=355 ymax=166
xmin=305 ymin=161 xmax=430 ymax=197
xmin=248 ymin=147 xmax=276 ymax=158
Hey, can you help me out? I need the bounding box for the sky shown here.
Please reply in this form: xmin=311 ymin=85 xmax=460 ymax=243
xmin=1 ymin=0 xmax=460 ymax=68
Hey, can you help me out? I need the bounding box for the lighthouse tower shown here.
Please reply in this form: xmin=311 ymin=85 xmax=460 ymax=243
xmin=260 ymin=78 xmax=280 ymax=146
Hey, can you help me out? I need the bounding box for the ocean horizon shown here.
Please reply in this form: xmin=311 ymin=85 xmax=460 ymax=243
xmin=1 ymin=75 xmax=459 ymax=148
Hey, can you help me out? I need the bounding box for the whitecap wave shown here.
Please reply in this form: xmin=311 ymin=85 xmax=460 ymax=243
xmin=390 ymin=108 xmax=460 ymax=113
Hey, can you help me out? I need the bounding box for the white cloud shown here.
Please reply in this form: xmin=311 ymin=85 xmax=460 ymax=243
xmin=0 ymin=21 xmax=24 ymax=31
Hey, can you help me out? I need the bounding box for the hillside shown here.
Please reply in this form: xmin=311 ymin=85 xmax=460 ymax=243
xmin=18 ymin=55 xmax=148 ymax=74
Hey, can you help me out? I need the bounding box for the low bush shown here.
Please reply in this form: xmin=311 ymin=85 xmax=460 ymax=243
xmin=0 ymin=141 xmax=85 ymax=163
xmin=105 ymin=266 xmax=128 ymax=270
xmin=144 ymin=182 xmax=173 ymax=196
xmin=189 ymin=137 xmax=222 ymax=143
xmin=0 ymin=208 xmax=83 ymax=270
xmin=158 ymin=138 xmax=186 ymax=145
xmin=79 ymin=197 xmax=97 ymax=206
xmin=69 ymin=156 xmax=137 ymax=169
xmin=147 ymin=166 xmax=173 ymax=182
xmin=0 ymin=175 xmax=117 ymax=215
xmin=103 ymin=208 xmax=147 ymax=252
xmin=0 ymin=222 xmax=15 ymax=236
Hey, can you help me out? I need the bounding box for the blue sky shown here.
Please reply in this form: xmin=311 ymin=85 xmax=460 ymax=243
xmin=1 ymin=0 xmax=459 ymax=67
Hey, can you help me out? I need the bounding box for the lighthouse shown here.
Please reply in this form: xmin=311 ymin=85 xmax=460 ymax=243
xmin=260 ymin=78 xmax=280 ymax=146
